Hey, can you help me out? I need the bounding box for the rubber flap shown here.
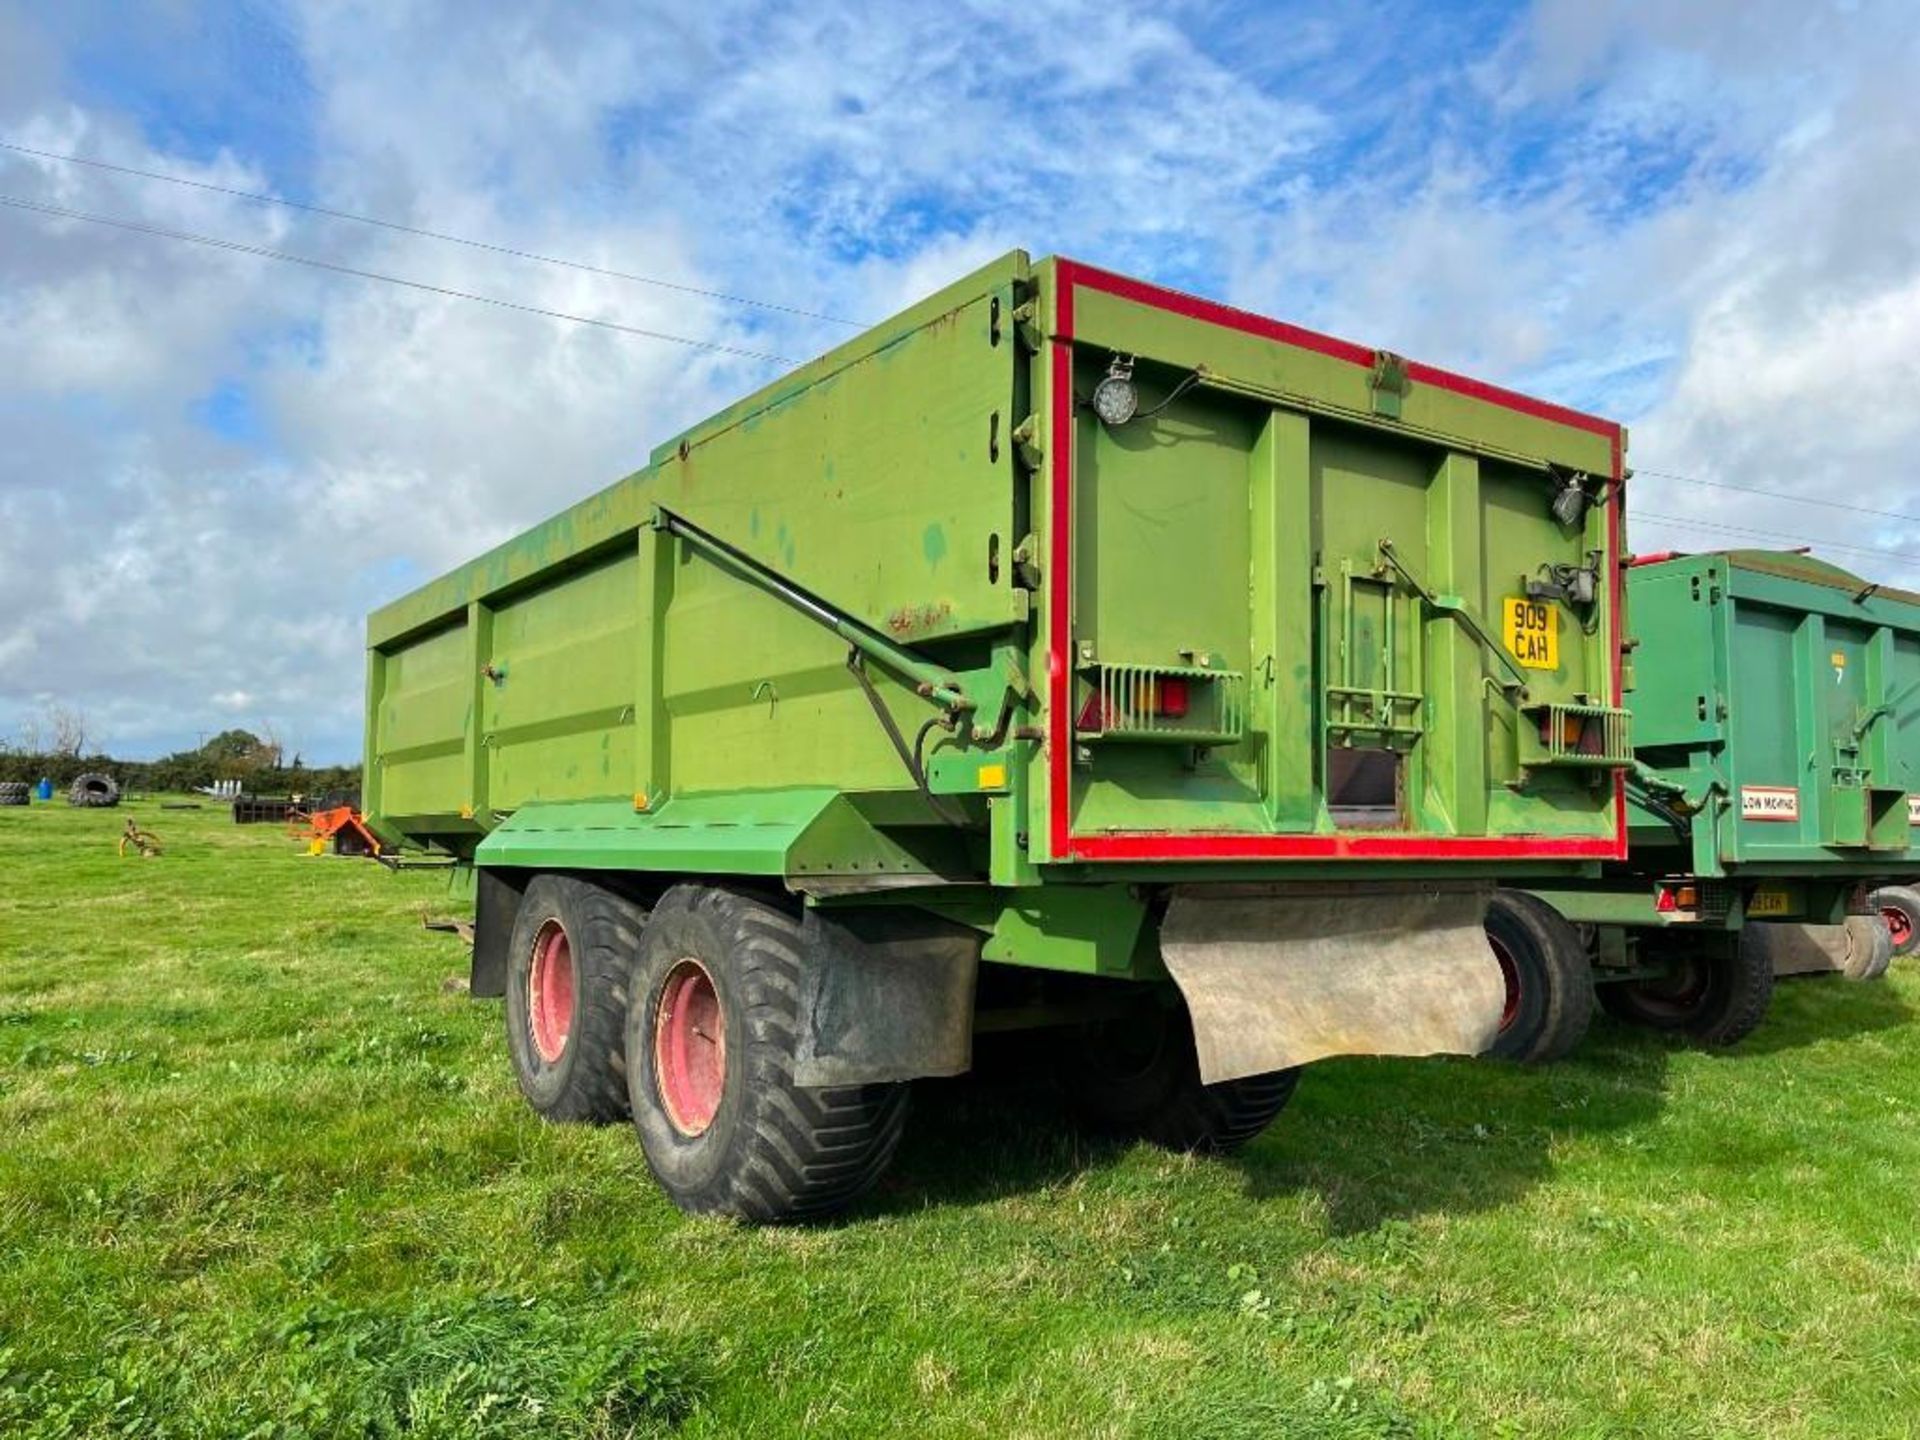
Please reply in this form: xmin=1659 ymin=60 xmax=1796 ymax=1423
xmin=1159 ymin=884 xmax=1504 ymax=1084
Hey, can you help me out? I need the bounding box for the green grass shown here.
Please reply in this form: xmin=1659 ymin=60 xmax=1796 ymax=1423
xmin=3 ymin=800 xmax=1920 ymax=1438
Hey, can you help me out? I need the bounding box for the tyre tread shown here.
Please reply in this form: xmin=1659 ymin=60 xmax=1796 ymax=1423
xmin=631 ymin=885 xmax=908 ymax=1222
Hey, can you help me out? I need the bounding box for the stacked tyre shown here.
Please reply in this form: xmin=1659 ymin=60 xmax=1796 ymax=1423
xmin=0 ymin=782 xmax=28 ymax=807
xmin=67 ymin=773 xmax=120 ymax=808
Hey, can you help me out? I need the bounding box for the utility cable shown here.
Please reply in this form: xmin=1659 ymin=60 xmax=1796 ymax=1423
xmin=0 ymin=138 xmax=865 ymax=328
xmin=0 ymin=194 xmax=797 ymax=364
xmin=1634 ymin=467 xmax=1920 ymax=528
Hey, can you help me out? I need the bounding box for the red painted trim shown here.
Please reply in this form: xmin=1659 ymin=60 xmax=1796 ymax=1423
xmin=1046 ymin=334 xmax=1075 ymax=862
xmin=1054 ymin=259 xmax=1371 ymax=367
xmin=1402 ymin=360 xmax=1617 ymax=439
xmin=1042 ymin=260 xmax=1631 ymax=864
xmin=1056 ymin=259 xmax=1620 ymax=438
xmin=1608 ymin=434 xmax=1628 ymax=857
xmin=1062 ymin=833 xmax=1622 ymax=862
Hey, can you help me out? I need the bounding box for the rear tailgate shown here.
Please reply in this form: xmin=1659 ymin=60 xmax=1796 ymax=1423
xmin=1035 ymin=259 xmax=1626 ymax=864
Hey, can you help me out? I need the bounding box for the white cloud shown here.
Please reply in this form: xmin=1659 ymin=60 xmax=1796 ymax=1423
xmin=1 ymin=0 xmax=1918 ymax=760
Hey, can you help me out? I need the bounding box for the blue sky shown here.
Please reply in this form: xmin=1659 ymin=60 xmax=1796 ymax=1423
xmin=1 ymin=0 xmax=1917 ymax=760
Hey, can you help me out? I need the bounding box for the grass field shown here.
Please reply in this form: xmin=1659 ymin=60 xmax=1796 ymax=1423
xmin=3 ymin=799 xmax=1919 ymax=1438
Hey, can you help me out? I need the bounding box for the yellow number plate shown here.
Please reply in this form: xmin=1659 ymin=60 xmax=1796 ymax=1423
xmin=1502 ymin=598 xmax=1559 ymax=671
xmin=1748 ymin=887 xmax=1791 ymax=917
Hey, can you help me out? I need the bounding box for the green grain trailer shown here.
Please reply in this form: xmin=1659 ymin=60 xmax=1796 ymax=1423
xmin=1501 ymin=549 xmax=1920 ymax=1059
xmin=364 ymin=252 xmax=1631 ymax=1219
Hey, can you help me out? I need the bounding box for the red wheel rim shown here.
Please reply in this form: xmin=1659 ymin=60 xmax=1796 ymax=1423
xmin=1882 ymin=906 xmax=1912 ymax=948
xmin=655 ymin=959 xmax=725 ymax=1136
xmin=527 ymin=919 xmax=575 ymax=1065
xmin=1489 ymin=934 xmax=1521 ymax=1031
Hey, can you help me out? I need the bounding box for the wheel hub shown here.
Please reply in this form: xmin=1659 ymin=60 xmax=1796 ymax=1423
xmin=527 ymin=919 xmax=576 ymax=1065
xmin=655 ymin=958 xmax=725 ymax=1136
xmin=1882 ymin=905 xmax=1913 ymax=949
xmin=1625 ymin=952 xmax=1712 ymax=1020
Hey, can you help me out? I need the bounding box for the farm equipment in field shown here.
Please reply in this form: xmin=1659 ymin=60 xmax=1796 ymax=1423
xmin=363 ymin=252 xmax=1631 ymax=1220
xmin=298 ymin=804 xmax=382 ymax=857
xmin=233 ymin=795 xmax=298 ymax=824
xmin=1499 ymin=549 xmax=1920 ymax=1062
xmin=118 ymin=818 xmax=161 ymax=858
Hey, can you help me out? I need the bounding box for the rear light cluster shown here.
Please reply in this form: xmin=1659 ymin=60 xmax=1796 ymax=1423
xmin=1077 ymin=675 xmax=1188 ymax=731
xmin=1539 ymin=710 xmax=1600 ymax=756
xmin=1655 ymin=883 xmax=1699 ymax=914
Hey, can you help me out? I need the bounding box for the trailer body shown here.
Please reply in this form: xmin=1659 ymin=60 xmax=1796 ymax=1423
xmin=1528 ymin=550 xmax=1920 ymax=930
xmin=369 ymin=253 xmax=1625 ymax=876
xmin=1508 ymin=550 xmax=1920 ymax=1048
xmin=364 ymin=253 xmax=1631 ymax=1214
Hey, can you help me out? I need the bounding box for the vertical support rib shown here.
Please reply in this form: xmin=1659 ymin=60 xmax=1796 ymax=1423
xmin=463 ymin=600 xmax=495 ymax=824
xmin=1425 ymin=452 xmax=1487 ymax=835
xmin=635 ymin=522 xmax=674 ymax=808
xmin=1792 ymin=611 xmax=1830 ymax=846
xmin=1865 ymin=625 xmax=1894 ymax=778
xmin=362 ymin=645 xmax=387 ymax=822
xmin=1251 ymin=406 xmax=1316 ymax=829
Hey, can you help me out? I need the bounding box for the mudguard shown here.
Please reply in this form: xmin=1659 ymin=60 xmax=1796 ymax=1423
xmin=1158 ymin=883 xmax=1504 ymax=1084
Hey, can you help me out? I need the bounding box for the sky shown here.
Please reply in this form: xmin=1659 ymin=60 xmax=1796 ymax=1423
xmin=1 ymin=0 xmax=1917 ymax=762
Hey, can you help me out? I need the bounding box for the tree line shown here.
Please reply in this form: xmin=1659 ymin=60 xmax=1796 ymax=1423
xmin=0 ymin=723 xmax=360 ymax=797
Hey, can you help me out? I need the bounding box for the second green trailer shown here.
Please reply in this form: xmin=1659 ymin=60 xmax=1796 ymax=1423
xmin=1495 ymin=547 xmax=1920 ymax=1060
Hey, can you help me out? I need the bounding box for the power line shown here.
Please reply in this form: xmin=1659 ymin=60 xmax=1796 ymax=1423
xmin=1634 ymin=467 xmax=1920 ymax=528
xmin=1633 ymin=509 xmax=1920 ymax=568
xmin=0 ymin=194 xmax=799 ymax=364
xmin=0 ymin=138 xmax=866 ymax=329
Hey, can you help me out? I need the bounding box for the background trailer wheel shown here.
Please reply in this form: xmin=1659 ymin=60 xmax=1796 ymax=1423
xmin=626 ymin=885 xmax=909 ymax=1222
xmin=1483 ymin=890 xmax=1594 ymax=1064
xmin=1598 ymin=931 xmax=1772 ymax=1047
xmin=1742 ymin=916 xmax=1890 ymax=982
xmin=1059 ymin=996 xmax=1298 ymax=1153
xmin=1868 ymin=886 xmax=1920 ymax=960
xmin=504 ymin=874 xmax=645 ymax=1124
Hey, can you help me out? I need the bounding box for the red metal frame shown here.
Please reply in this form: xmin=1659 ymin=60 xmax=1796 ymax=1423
xmin=1044 ymin=259 xmax=1628 ymax=865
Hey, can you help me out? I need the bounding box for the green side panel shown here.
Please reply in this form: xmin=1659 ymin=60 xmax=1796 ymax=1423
xmin=1627 ymin=550 xmax=1920 ymax=873
xmin=367 ymin=254 xmax=1032 ymax=846
xmin=1621 ymin=563 xmax=1721 ymax=749
xmin=475 ymin=788 xmax=943 ymax=881
xmin=660 ymin=536 xmax=924 ymax=797
xmin=644 ymin=257 xmax=1031 ymax=647
xmin=375 ymin=619 xmax=470 ymax=823
xmin=485 ymin=550 xmax=639 ymax=808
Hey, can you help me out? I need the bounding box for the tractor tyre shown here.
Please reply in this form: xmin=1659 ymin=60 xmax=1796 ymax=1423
xmin=1868 ymin=886 xmax=1920 ymax=960
xmin=1059 ymin=995 xmax=1299 ymax=1153
xmin=1483 ymin=889 xmax=1594 ymax=1063
xmin=625 ymin=884 xmax=909 ymax=1221
xmin=1599 ymin=932 xmax=1773 ymax=1047
xmin=504 ymin=874 xmax=645 ymax=1124
xmin=67 ymin=773 xmax=119 ymax=808
xmin=0 ymin=783 xmax=27 ymax=807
